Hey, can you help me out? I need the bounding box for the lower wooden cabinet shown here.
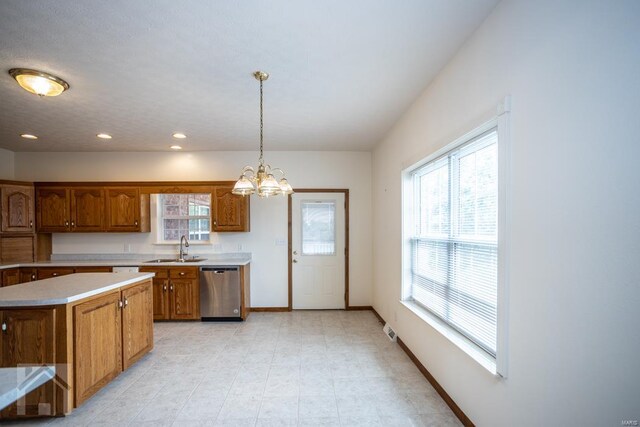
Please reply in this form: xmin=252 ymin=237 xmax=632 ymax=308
xmin=121 ymin=281 xmax=154 ymax=369
xmin=74 ymin=291 xmax=122 ymax=406
xmin=140 ymin=267 xmax=199 ymax=320
xmin=0 ymin=308 xmax=55 ymax=417
xmin=1 ymin=268 xmax=20 ymax=287
xmin=37 ymin=267 xmax=74 ymax=280
xmin=0 ymin=278 xmax=154 ymax=418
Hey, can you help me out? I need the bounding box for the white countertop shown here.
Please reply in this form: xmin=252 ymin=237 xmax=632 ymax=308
xmin=0 ymin=272 xmax=155 ymax=307
xmin=0 ymin=254 xmax=251 ymax=270
xmin=0 ymin=366 xmax=55 ymax=411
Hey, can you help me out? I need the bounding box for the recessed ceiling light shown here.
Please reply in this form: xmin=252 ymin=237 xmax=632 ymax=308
xmin=9 ymin=68 xmax=69 ymax=97
xmin=172 ymin=133 xmax=187 ymax=139
xmin=97 ymin=133 xmax=112 ymax=140
xmin=20 ymin=134 xmax=38 ymax=140
xmin=170 ymin=145 xmax=182 ymax=150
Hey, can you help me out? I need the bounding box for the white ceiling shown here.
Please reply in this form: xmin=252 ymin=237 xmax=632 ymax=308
xmin=0 ymin=0 xmax=498 ymax=153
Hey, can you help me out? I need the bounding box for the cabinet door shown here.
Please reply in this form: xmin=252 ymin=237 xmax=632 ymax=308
xmin=1 ymin=185 xmax=35 ymax=233
xmin=213 ymin=187 xmax=250 ymax=232
xmin=70 ymin=188 xmax=105 ymax=232
xmin=152 ymin=277 xmax=169 ymax=320
xmin=0 ymin=235 xmax=35 ymax=263
xmin=105 ymin=188 xmax=140 ymax=232
xmin=121 ymin=281 xmax=154 ymax=369
xmin=170 ymin=278 xmax=199 ymax=320
xmin=1 ymin=268 xmax=20 ymax=287
xmin=36 ymin=188 xmax=70 ymax=232
xmin=0 ymin=309 xmax=55 ymax=417
xmin=37 ymin=268 xmax=74 ymax=280
xmin=74 ymin=291 xmax=122 ymax=406
xmin=19 ymin=268 xmax=37 ymax=284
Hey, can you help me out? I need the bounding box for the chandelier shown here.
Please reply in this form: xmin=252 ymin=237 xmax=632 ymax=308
xmin=232 ymin=71 xmax=293 ymax=198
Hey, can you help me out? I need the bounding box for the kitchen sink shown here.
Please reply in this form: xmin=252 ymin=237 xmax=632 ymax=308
xmin=144 ymin=258 xmax=207 ymax=263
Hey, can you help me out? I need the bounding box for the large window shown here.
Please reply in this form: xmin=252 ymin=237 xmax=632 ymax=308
xmin=158 ymin=194 xmax=211 ymax=242
xmin=408 ymin=128 xmax=499 ymax=358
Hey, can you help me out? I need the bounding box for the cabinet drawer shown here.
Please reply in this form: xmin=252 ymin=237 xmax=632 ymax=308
xmin=37 ymin=267 xmax=75 ymax=280
xmin=169 ymin=268 xmax=197 ymax=279
xmin=74 ymin=266 xmax=113 ymax=273
xmin=139 ymin=267 xmax=168 ymax=279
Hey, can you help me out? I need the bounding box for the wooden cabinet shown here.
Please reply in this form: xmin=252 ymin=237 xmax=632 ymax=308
xmin=0 ymin=308 xmax=55 ymax=417
xmin=213 ymin=186 xmax=250 ymax=232
xmin=74 ymin=291 xmax=122 ymax=406
xmin=37 ymin=267 xmax=75 ymax=280
xmin=73 ymin=266 xmax=113 ymax=273
xmin=105 ymin=188 xmax=141 ymax=232
xmin=140 ymin=267 xmax=199 ymax=320
xmin=19 ymin=268 xmax=37 ymax=284
xmin=36 ymin=187 xmax=69 ymax=232
xmin=70 ymin=188 xmax=105 ymax=232
xmin=1 ymin=268 xmax=20 ymax=287
xmin=0 ymin=235 xmax=36 ymax=263
xmin=121 ymin=281 xmax=153 ymax=369
xmin=1 ymin=185 xmax=35 ymax=233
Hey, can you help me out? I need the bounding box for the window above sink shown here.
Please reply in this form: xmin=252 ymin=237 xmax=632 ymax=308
xmin=152 ymin=194 xmax=211 ymax=244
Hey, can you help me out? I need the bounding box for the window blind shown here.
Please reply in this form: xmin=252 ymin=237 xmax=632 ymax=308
xmin=411 ymin=129 xmax=498 ymax=357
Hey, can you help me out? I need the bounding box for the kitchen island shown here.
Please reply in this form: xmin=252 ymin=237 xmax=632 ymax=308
xmin=0 ymin=272 xmax=154 ymax=419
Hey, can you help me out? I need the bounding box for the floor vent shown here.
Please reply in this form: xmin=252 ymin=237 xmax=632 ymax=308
xmin=383 ymin=323 xmax=397 ymax=342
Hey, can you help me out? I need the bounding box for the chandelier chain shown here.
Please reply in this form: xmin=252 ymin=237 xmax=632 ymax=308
xmin=259 ymin=78 xmax=264 ymax=164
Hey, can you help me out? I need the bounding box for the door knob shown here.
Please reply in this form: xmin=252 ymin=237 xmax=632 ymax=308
xmin=293 ymin=250 xmax=298 ymax=255
xmin=292 ymin=259 xmax=298 ymax=263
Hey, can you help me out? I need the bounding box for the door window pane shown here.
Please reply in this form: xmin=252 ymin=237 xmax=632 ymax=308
xmin=301 ymin=201 xmax=336 ymax=255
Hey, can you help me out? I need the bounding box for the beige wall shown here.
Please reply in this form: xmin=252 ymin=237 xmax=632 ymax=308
xmin=14 ymin=150 xmax=373 ymax=308
xmin=0 ymin=148 xmax=15 ymax=179
xmin=372 ymin=0 xmax=640 ymax=425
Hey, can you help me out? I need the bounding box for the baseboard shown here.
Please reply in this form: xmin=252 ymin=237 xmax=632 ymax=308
xmin=346 ymin=305 xmax=373 ymax=311
xmin=370 ymin=306 xmax=474 ymax=427
xmin=250 ymin=307 xmax=290 ymax=312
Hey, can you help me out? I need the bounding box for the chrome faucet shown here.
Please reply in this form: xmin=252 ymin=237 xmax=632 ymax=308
xmin=179 ymin=235 xmax=190 ymax=261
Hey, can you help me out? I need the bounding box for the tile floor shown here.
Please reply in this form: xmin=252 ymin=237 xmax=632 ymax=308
xmin=10 ymin=311 xmax=461 ymax=426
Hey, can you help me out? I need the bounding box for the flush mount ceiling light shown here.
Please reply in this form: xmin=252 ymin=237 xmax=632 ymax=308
xmin=96 ymin=133 xmax=112 ymax=140
xmin=9 ymin=68 xmax=69 ymax=97
xmin=232 ymin=71 xmax=293 ymax=198
xmin=172 ymin=133 xmax=187 ymax=139
xmin=20 ymin=134 xmax=38 ymax=140
xmin=170 ymin=145 xmax=182 ymax=150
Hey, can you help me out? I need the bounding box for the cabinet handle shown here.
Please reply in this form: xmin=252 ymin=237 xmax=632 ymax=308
xmin=179 ymin=272 xmax=185 ymax=276
xmin=124 ymin=298 xmax=128 ymax=307
xmin=31 ymin=274 xmax=36 ymax=280
xmin=29 ymin=220 xmax=33 ymax=228
xmin=1 ymin=322 xmax=7 ymax=333
xmin=52 ymin=273 xmax=58 ymax=277
xmin=170 ymin=284 xmax=174 ymax=292
xmin=134 ymin=220 xmax=138 ymax=226
xmin=71 ymin=221 xmax=75 ymax=227
xmin=118 ymin=300 xmax=123 ymax=309
xmin=163 ymin=284 xmax=167 ymax=292
xmin=65 ymin=221 xmax=69 ymax=227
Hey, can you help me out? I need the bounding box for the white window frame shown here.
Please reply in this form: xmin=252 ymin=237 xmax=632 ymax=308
xmin=152 ymin=194 xmax=213 ymax=245
xmin=401 ymin=98 xmax=511 ymax=377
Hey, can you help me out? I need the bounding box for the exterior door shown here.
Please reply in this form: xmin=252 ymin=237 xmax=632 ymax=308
xmin=291 ymin=192 xmax=346 ymax=309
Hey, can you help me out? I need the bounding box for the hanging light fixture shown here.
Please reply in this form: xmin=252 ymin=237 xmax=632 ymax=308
xmin=232 ymin=71 xmax=293 ymax=198
xmin=8 ymin=68 xmax=70 ymax=97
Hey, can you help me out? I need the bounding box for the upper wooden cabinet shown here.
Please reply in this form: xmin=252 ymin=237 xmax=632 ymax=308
xmin=71 ymin=188 xmax=105 ymax=232
xmin=213 ymin=186 xmax=250 ymax=232
xmin=36 ymin=185 xmax=149 ymax=233
xmin=36 ymin=187 xmax=70 ymax=232
xmin=105 ymin=188 xmax=141 ymax=232
xmin=1 ymin=184 xmax=35 ymax=233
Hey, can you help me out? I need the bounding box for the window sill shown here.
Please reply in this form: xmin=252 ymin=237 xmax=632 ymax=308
xmin=400 ymin=300 xmax=498 ymax=376
xmin=152 ymin=242 xmax=212 ymax=246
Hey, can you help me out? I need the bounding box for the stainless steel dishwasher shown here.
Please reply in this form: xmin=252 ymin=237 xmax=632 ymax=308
xmin=199 ymin=267 xmax=241 ymax=320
